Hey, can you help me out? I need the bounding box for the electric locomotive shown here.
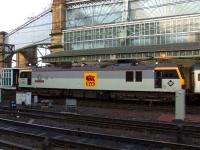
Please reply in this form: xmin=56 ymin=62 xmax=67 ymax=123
xmin=15 ymin=63 xmax=185 ymax=101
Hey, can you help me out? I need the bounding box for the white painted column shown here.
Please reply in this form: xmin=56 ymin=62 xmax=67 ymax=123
xmin=175 ymin=90 xmax=185 ymax=121
xmin=11 ymin=69 xmax=13 ymax=86
xmin=0 ymin=89 xmax=1 ymax=103
xmin=121 ymin=0 xmax=129 ymax=46
xmin=122 ymin=0 xmax=129 ymax=22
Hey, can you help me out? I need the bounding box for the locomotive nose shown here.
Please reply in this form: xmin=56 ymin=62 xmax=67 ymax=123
xmin=181 ymin=79 xmax=185 ymax=89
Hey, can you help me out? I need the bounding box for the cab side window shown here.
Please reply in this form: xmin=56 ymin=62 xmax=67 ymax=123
xmin=20 ymin=72 xmax=32 ymax=85
xmin=20 ymin=72 xmax=27 ymax=78
xmin=136 ymin=71 xmax=142 ymax=82
xmin=126 ymin=71 xmax=134 ymax=82
xmin=161 ymin=70 xmax=178 ymax=79
xmin=198 ymin=74 xmax=200 ymax=81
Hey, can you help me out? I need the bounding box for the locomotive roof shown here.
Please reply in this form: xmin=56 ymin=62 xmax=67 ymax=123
xmin=33 ymin=64 xmax=151 ymax=72
xmin=1 ymin=67 xmax=31 ymax=70
xmin=193 ymin=64 xmax=200 ymax=70
xmin=33 ymin=63 xmax=178 ymax=72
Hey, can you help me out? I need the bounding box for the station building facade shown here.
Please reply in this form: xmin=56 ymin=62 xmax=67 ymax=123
xmin=42 ymin=0 xmax=200 ymax=65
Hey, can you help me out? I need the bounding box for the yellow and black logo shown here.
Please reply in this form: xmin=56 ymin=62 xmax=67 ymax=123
xmin=84 ymin=72 xmax=97 ymax=88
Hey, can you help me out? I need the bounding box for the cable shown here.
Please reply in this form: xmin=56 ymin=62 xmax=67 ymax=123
xmin=13 ymin=37 xmax=51 ymax=46
xmin=5 ymin=0 xmax=199 ymax=36
xmin=2 ymin=0 xmax=200 ymax=47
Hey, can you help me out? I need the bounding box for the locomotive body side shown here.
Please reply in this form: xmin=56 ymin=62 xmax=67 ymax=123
xmin=18 ymin=65 xmax=184 ymax=93
xmin=20 ymin=69 xmax=155 ymax=92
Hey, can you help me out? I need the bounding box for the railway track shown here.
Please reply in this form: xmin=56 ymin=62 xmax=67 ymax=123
xmin=0 ymin=107 xmax=180 ymax=134
xmin=0 ymin=139 xmax=35 ymax=150
xmin=7 ymin=107 xmax=200 ymax=133
xmin=0 ymin=106 xmax=200 ymax=146
xmin=0 ymin=117 xmax=199 ymax=150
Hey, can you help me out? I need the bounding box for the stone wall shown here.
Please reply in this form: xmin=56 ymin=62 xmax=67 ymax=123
xmin=50 ymin=0 xmax=66 ymax=53
xmin=0 ymin=32 xmax=6 ymax=68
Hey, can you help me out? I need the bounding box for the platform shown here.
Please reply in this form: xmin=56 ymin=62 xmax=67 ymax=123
xmin=158 ymin=114 xmax=200 ymax=123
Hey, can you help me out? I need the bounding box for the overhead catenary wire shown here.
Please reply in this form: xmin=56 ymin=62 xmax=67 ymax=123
xmin=0 ymin=0 xmax=199 ymax=66
xmin=2 ymin=0 xmax=200 ymax=47
xmin=5 ymin=0 xmax=199 ymax=36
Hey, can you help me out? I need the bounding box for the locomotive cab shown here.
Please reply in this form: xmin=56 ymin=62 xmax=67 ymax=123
xmin=154 ymin=67 xmax=185 ymax=91
xmin=18 ymin=69 xmax=32 ymax=87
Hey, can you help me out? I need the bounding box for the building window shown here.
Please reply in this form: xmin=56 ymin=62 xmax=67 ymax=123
xmin=126 ymin=71 xmax=134 ymax=82
xmin=198 ymin=74 xmax=200 ymax=81
xmin=136 ymin=71 xmax=142 ymax=82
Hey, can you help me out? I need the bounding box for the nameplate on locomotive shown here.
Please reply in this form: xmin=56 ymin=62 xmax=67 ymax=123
xmin=35 ymin=74 xmax=44 ymax=83
xmin=84 ymin=72 xmax=97 ymax=88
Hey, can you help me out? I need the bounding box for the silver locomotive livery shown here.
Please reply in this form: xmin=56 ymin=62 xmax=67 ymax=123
xmin=13 ymin=64 xmax=185 ymax=101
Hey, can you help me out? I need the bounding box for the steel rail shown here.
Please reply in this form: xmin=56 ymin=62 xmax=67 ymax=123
xmin=0 ymin=139 xmax=36 ymax=150
xmin=1 ymin=106 xmax=200 ymax=145
xmin=1 ymin=106 xmax=200 ymax=137
xmin=0 ymin=118 xmax=199 ymax=150
xmin=0 ymin=107 xmax=179 ymax=133
xmin=18 ymin=107 xmax=200 ymax=138
xmin=0 ymin=123 xmax=112 ymax=150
